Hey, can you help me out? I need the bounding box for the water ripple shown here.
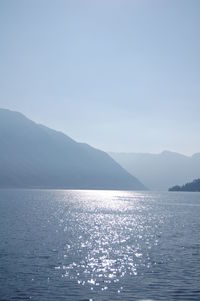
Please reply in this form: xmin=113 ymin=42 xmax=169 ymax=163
xmin=0 ymin=190 xmax=200 ymax=300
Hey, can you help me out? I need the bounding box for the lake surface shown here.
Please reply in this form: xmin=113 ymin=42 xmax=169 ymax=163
xmin=0 ymin=189 xmax=200 ymax=301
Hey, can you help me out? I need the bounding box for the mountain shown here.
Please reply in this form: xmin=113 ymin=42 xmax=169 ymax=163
xmin=169 ymin=178 xmax=200 ymax=192
xmin=110 ymin=151 xmax=200 ymax=191
xmin=0 ymin=109 xmax=145 ymax=190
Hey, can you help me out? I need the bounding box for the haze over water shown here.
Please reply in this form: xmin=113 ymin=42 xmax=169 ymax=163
xmin=0 ymin=189 xmax=200 ymax=300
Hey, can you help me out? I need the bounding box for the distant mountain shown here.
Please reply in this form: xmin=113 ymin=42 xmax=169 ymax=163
xmin=0 ymin=109 xmax=145 ymax=190
xmin=169 ymin=179 xmax=200 ymax=192
xmin=110 ymin=151 xmax=200 ymax=191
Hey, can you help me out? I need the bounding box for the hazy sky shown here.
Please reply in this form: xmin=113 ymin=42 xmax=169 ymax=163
xmin=0 ymin=0 xmax=200 ymax=155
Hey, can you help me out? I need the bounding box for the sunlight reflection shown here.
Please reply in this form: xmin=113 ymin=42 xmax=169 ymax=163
xmin=51 ymin=190 xmax=164 ymax=293
xmin=63 ymin=189 xmax=152 ymax=212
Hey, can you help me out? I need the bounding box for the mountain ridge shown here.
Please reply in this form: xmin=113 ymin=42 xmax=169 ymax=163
xmin=110 ymin=151 xmax=200 ymax=191
xmin=0 ymin=108 xmax=145 ymax=190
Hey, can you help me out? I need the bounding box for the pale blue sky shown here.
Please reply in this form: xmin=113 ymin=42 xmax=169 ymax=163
xmin=0 ymin=0 xmax=200 ymax=154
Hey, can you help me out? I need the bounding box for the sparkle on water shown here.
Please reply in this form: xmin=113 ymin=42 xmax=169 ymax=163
xmin=54 ymin=190 xmax=160 ymax=290
xmin=0 ymin=189 xmax=200 ymax=301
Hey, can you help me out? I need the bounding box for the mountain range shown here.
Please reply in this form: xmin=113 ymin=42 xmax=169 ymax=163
xmin=0 ymin=108 xmax=145 ymax=190
xmin=110 ymin=151 xmax=200 ymax=191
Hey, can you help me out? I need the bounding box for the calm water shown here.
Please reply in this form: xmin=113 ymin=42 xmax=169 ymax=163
xmin=0 ymin=190 xmax=200 ymax=301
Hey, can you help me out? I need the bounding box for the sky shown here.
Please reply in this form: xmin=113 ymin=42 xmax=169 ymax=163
xmin=0 ymin=0 xmax=200 ymax=155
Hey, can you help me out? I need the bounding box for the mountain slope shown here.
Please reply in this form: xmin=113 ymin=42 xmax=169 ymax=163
xmin=169 ymin=178 xmax=200 ymax=192
xmin=110 ymin=151 xmax=200 ymax=191
xmin=0 ymin=109 xmax=145 ymax=190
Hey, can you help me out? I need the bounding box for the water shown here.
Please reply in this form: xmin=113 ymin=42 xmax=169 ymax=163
xmin=0 ymin=189 xmax=200 ymax=301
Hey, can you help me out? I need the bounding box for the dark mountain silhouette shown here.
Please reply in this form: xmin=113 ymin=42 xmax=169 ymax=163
xmin=110 ymin=151 xmax=200 ymax=191
xmin=169 ymin=178 xmax=200 ymax=192
xmin=0 ymin=109 xmax=145 ymax=190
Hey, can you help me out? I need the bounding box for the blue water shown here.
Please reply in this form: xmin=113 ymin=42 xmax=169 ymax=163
xmin=0 ymin=189 xmax=200 ymax=301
